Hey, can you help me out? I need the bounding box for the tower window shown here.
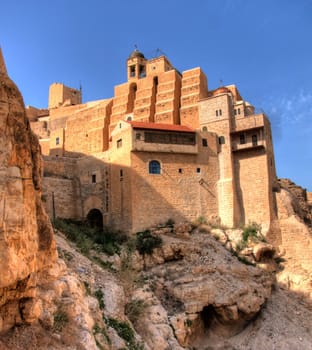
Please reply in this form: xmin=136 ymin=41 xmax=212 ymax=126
xmin=252 ymin=134 xmax=258 ymax=146
xmin=218 ymin=136 xmax=225 ymax=144
xmin=149 ymin=160 xmax=161 ymax=174
xmin=92 ymin=174 xmax=96 ymax=183
xmin=117 ymin=139 xmax=122 ymax=148
xmin=120 ymin=169 xmax=123 ymax=177
xmin=219 ymin=109 xmax=222 ymax=116
xmin=196 ymin=168 xmax=201 ymax=173
xmin=202 ymin=138 xmax=208 ymax=147
xmin=215 ymin=110 xmax=219 ymax=116
xmin=130 ymin=65 xmax=136 ymax=77
xmin=139 ymin=65 xmax=146 ymax=78
xmin=178 ymin=168 xmax=183 ymax=173
xmin=240 ymin=134 xmax=246 ymax=144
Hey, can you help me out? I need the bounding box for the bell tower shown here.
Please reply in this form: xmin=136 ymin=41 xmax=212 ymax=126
xmin=127 ymin=48 xmax=147 ymax=81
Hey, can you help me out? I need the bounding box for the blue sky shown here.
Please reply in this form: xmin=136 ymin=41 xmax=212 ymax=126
xmin=1 ymin=0 xmax=311 ymax=190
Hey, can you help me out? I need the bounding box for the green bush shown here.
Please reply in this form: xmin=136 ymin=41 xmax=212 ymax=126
xmin=106 ymin=317 xmax=135 ymax=344
xmin=135 ymin=230 xmax=162 ymax=255
xmin=53 ymin=218 xmax=127 ymax=256
xmin=94 ymin=289 xmax=105 ymax=309
xmin=242 ymin=222 xmax=263 ymax=243
xmin=53 ymin=308 xmax=69 ymax=332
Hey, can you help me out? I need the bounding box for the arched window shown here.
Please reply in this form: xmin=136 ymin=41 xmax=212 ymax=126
xmin=149 ymin=160 xmax=161 ymax=174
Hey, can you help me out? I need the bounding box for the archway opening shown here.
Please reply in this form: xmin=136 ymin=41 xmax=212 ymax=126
xmin=200 ymin=305 xmax=215 ymax=330
xmin=86 ymin=209 xmax=103 ymax=229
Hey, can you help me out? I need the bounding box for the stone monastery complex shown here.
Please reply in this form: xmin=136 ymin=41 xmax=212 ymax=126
xmin=25 ymin=49 xmax=278 ymax=233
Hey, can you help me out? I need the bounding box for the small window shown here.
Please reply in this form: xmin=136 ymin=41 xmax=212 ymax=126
xmin=215 ymin=110 xmax=219 ymax=117
xmin=136 ymin=133 xmax=141 ymax=140
xmin=127 ymin=115 xmax=132 ymax=121
xmin=219 ymin=109 xmax=222 ymax=116
xmin=130 ymin=65 xmax=136 ymax=77
xmin=238 ymin=108 xmax=241 ymax=115
xmin=149 ymin=160 xmax=161 ymax=174
xmin=239 ymin=134 xmax=246 ymax=144
xmin=234 ymin=109 xmax=237 ymax=116
xmin=92 ymin=174 xmax=96 ymax=183
xmin=139 ymin=65 xmax=146 ymax=78
xmin=218 ymin=136 xmax=225 ymax=144
xmin=120 ymin=169 xmax=123 ymax=177
xmin=117 ymin=139 xmax=122 ymax=148
xmin=178 ymin=168 xmax=183 ymax=173
xmin=196 ymin=168 xmax=201 ymax=173
xmin=202 ymin=126 xmax=208 ymax=132
xmin=56 ymin=137 xmax=60 ymax=145
xmin=252 ymin=134 xmax=258 ymax=146
xmin=202 ymin=138 xmax=208 ymax=147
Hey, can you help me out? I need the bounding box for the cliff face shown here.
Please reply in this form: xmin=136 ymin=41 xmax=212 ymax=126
xmin=0 ymin=52 xmax=57 ymax=331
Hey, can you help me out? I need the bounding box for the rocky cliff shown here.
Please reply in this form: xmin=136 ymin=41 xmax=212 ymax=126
xmin=0 ymin=48 xmax=57 ymax=331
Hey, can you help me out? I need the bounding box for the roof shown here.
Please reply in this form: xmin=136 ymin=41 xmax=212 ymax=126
xmin=128 ymin=49 xmax=145 ymax=59
xmin=128 ymin=121 xmax=195 ymax=133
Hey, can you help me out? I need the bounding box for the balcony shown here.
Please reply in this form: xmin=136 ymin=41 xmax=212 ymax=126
xmin=231 ymin=139 xmax=265 ymax=152
xmin=231 ymin=114 xmax=265 ymax=133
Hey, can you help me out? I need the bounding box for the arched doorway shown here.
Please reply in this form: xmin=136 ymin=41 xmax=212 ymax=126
xmin=86 ymin=209 xmax=103 ymax=229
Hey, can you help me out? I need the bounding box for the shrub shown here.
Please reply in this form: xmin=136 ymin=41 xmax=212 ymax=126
xmin=135 ymin=230 xmax=162 ymax=255
xmin=52 ymin=218 xmax=127 ymax=256
xmin=195 ymin=216 xmax=207 ymax=225
xmin=106 ymin=317 xmax=134 ymax=344
xmin=242 ymin=222 xmax=263 ymax=243
xmin=53 ymin=308 xmax=69 ymax=332
xmin=94 ymin=289 xmax=105 ymax=309
xmin=125 ymin=299 xmax=147 ymax=325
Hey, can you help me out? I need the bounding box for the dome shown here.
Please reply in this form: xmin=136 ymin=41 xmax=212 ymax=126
xmin=128 ymin=49 xmax=145 ymax=59
xmin=212 ymin=86 xmax=231 ymax=96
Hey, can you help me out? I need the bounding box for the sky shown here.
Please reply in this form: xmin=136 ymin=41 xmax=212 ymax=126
xmin=1 ymin=0 xmax=311 ymax=190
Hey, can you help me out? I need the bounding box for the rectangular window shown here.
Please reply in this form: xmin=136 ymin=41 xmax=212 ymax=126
xmin=252 ymin=134 xmax=258 ymax=146
xmin=117 ymin=139 xmax=122 ymax=148
xmin=92 ymin=174 xmax=96 ymax=183
xmin=202 ymin=138 xmax=208 ymax=147
xmin=144 ymin=131 xmax=195 ymax=145
xmin=218 ymin=136 xmax=225 ymax=144
xmin=239 ymin=134 xmax=246 ymax=144
xmin=120 ymin=169 xmax=123 ymax=177
xmin=219 ymin=109 xmax=222 ymax=116
xmin=136 ymin=133 xmax=141 ymax=140
xmin=139 ymin=65 xmax=146 ymax=78
xmin=238 ymin=108 xmax=241 ymax=115
xmin=130 ymin=65 xmax=136 ymax=77
xmin=56 ymin=137 xmax=60 ymax=145
xmin=215 ymin=110 xmax=219 ymax=116
xmin=234 ymin=109 xmax=237 ymax=116
xmin=196 ymin=168 xmax=201 ymax=173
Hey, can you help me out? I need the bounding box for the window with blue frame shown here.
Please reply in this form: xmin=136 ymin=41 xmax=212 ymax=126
xmin=149 ymin=160 xmax=161 ymax=174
